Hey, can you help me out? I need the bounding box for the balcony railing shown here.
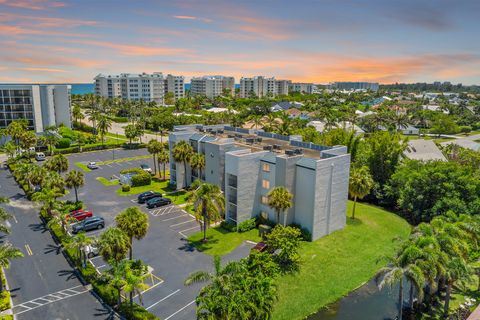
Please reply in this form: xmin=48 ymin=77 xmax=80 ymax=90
xmin=228 ymin=176 xmax=237 ymax=188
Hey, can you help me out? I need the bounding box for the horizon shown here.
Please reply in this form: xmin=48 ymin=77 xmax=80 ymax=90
xmin=1 ymin=0 xmax=480 ymax=85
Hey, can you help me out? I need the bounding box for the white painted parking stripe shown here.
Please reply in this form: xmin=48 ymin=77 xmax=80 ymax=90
xmin=164 ymin=300 xmax=196 ymax=320
xmin=145 ymin=289 xmax=180 ymax=311
xmin=161 ymin=214 xmax=188 ymax=222
xmin=170 ymin=219 xmax=195 ymax=228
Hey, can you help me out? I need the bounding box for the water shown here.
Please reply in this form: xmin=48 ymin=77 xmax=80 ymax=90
xmin=71 ymin=83 xmax=94 ymax=95
xmin=309 ymin=278 xmax=402 ymax=320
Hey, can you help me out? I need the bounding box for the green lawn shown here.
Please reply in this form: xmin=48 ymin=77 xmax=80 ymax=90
xmin=188 ymin=227 xmax=261 ymax=256
xmin=96 ymin=177 xmax=119 ymax=186
xmin=75 ymin=162 xmax=91 ymax=172
xmin=115 ymin=178 xmax=173 ymax=196
xmin=272 ymin=201 xmax=411 ymax=320
xmin=97 ymin=155 xmax=150 ymax=166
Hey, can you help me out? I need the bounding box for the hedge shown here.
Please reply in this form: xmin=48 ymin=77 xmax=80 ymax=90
xmin=237 ymin=218 xmax=256 ymax=233
xmin=0 ymin=269 xmax=10 ymax=312
xmin=131 ymin=173 xmax=152 ymax=187
xmin=108 ymin=116 xmax=128 ymax=123
xmin=56 ymin=138 xmax=72 ymax=149
xmin=120 ymin=168 xmax=144 ymax=175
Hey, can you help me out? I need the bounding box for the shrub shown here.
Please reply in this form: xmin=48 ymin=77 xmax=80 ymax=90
xmin=120 ymin=168 xmax=144 ymax=175
xmin=289 ymin=223 xmax=312 ymax=241
xmin=122 ymin=184 xmax=131 ymax=192
xmin=73 ymin=122 xmax=95 ymax=133
xmin=256 ymin=214 xmax=276 ymax=227
xmin=108 ymin=115 xmax=128 ymax=123
xmin=56 ymin=138 xmax=71 ymax=149
xmin=472 ymin=122 xmax=480 ymax=130
xmin=237 ymin=218 xmax=256 ymax=233
xmin=265 ymin=225 xmax=302 ymax=271
xmin=459 ymin=125 xmax=472 ymax=134
xmin=131 ymin=173 xmax=151 ymax=187
xmin=220 ymin=220 xmax=237 ymax=232
xmin=0 ymin=274 xmax=10 ymax=311
xmin=119 ymin=303 xmax=159 ymax=320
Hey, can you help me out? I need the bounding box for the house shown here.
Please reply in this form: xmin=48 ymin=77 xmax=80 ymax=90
xmin=404 ymin=139 xmax=446 ymax=161
xmin=204 ymin=107 xmax=239 ymax=114
xmin=169 ymin=124 xmax=351 ymax=241
xmin=402 ymin=125 xmax=420 ymax=135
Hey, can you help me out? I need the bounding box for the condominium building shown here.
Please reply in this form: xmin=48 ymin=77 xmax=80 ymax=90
xmin=330 ymin=82 xmax=379 ymax=92
xmin=169 ymin=125 xmax=351 ymax=241
xmin=190 ymin=76 xmax=235 ymax=98
xmin=239 ymin=76 xmax=291 ymax=98
xmin=0 ymin=84 xmax=71 ymax=132
xmin=94 ymin=72 xmax=185 ymax=104
xmin=290 ymin=82 xmax=317 ymax=94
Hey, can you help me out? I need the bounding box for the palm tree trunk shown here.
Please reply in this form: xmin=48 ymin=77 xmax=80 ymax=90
xmin=352 ymin=196 xmax=357 ymax=219
xmin=130 ymin=291 xmax=133 ymax=307
xmin=0 ymin=271 xmax=4 ymax=293
xmin=74 ymin=187 xmax=79 ymax=203
xmin=153 ymin=154 xmax=157 ymax=176
xmin=202 ymin=200 xmax=207 ymax=242
xmin=117 ymin=288 xmax=121 ymax=309
xmin=276 ymin=210 xmax=280 ymax=224
xmin=398 ymin=277 xmax=403 ymax=320
xmin=443 ymin=281 xmax=452 ymax=319
xmin=183 ymin=162 xmax=188 ymax=189
xmin=409 ymin=283 xmax=414 ymax=310
xmin=129 ymin=237 xmax=133 ymax=260
xmin=163 ymin=163 xmax=166 ymax=181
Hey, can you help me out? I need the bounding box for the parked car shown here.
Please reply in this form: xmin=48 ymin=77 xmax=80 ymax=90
xmin=140 ymin=163 xmax=152 ymax=174
xmin=84 ymin=244 xmax=99 ymax=258
xmin=67 ymin=209 xmax=93 ymax=222
xmin=87 ymin=162 xmax=99 ymax=169
xmin=138 ymin=191 xmax=162 ymax=204
xmin=72 ymin=216 xmax=105 ymax=234
xmin=251 ymin=242 xmax=268 ymax=253
xmin=146 ymin=197 xmax=172 ymax=209
xmin=35 ymin=152 xmax=46 ymax=161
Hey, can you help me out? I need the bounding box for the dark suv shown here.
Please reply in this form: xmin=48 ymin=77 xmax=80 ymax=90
xmin=147 ymin=197 xmax=172 ymax=209
xmin=138 ymin=191 xmax=162 ymax=204
xmin=72 ymin=216 xmax=105 ymax=234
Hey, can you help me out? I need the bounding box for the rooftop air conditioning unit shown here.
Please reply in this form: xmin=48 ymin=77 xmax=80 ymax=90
xmin=263 ymin=145 xmax=273 ymax=151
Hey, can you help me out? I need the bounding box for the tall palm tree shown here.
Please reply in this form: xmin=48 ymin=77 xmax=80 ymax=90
xmin=157 ymin=150 xmax=169 ymax=181
xmin=45 ymin=154 xmax=69 ymax=173
xmin=185 ymin=255 xmax=241 ymax=286
xmin=120 ymin=260 xmax=149 ymax=307
xmin=32 ymin=187 xmax=63 ymax=216
xmin=96 ymin=114 xmax=112 ymax=146
xmin=72 ymin=104 xmax=84 ymax=125
xmin=190 ymin=153 xmax=205 ymax=181
xmin=115 ymin=207 xmax=149 ymax=260
xmin=0 ymin=208 xmax=13 ymax=234
xmin=348 ymin=166 xmax=374 ymax=219
xmin=268 ymin=186 xmax=293 ymax=226
xmin=98 ymin=227 xmax=131 ymax=263
xmin=0 ymin=243 xmax=24 ymax=292
xmin=42 ymin=171 xmax=65 ymax=192
xmin=443 ymin=257 xmax=471 ymax=318
xmin=172 ymin=140 xmax=193 ymax=189
xmin=147 ymin=140 xmax=163 ymax=176
xmin=190 ymin=181 xmax=225 ymax=242
xmin=248 ymin=114 xmax=263 ymax=129
xmin=67 ymin=232 xmax=93 ymax=268
xmin=44 ymin=133 xmax=59 ymax=156
xmin=26 ymin=165 xmax=46 ymax=190
xmin=65 ymin=170 xmax=85 ymax=203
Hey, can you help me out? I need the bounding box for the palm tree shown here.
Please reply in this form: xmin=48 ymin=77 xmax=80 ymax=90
xmin=190 ymin=153 xmax=205 ymax=181
xmin=26 ymin=165 xmax=46 ymax=190
xmin=72 ymin=104 xmax=84 ymax=125
xmin=120 ymin=260 xmax=149 ymax=307
xmin=267 ymin=186 xmax=293 ymax=226
xmin=67 ymin=232 xmax=93 ymax=268
xmin=0 ymin=208 xmax=13 ymax=234
xmin=42 ymin=171 xmax=65 ymax=192
xmin=115 ymin=207 xmax=149 ymax=260
xmin=4 ymin=142 xmax=16 ymax=159
xmin=147 ymin=140 xmax=163 ymax=176
xmin=96 ymin=114 xmax=112 ymax=146
xmin=348 ymin=166 xmax=374 ymax=219
xmin=158 ymin=127 xmax=167 ymax=144
xmin=32 ymin=187 xmax=63 ymax=216
xmin=45 ymin=154 xmax=69 ymax=173
xmin=98 ymin=227 xmax=131 ymax=263
xmin=65 ymin=170 xmax=85 ymax=203
xmin=0 ymin=243 xmax=24 ymax=292
xmin=443 ymin=257 xmax=471 ymax=318
xmin=185 ymin=255 xmax=241 ymax=286
xmin=190 ymin=181 xmax=225 ymax=242
xmin=172 ymin=140 xmax=193 ymax=189
xmin=248 ymin=114 xmax=263 ymax=129
xmin=157 ymin=150 xmax=169 ymax=181
xmin=44 ymin=133 xmax=59 ymax=156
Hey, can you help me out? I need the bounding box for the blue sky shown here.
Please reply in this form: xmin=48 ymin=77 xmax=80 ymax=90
xmin=0 ymin=0 xmax=479 ymax=84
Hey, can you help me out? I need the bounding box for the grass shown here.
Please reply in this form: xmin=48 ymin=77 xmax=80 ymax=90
xmin=96 ymin=177 xmax=119 ymax=186
xmin=74 ymin=162 xmax=91 ymax=172
xmin=272 ymin=201 xmax=411 ymax=320
xmin=188 ymin=227 xmax=261 ymax=256
xmin=115 ymin=178 xmax=173 ymax=196
xmin=167 ymin=190 xmax=191 ymax=205
xmin=97 ymin=155 xmax=150 ymax=166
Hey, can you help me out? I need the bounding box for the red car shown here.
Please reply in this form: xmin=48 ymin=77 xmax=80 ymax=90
xmin=67 ymin=209 xmax=93 ymax=222
xmin=251 ymin=242 xmax=268 ymax=252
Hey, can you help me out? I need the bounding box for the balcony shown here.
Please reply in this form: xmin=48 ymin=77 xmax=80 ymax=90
xmin=228 ymin=175 xmax=237 ymax=188
xmin=228 ymin=195 xmax=237 ymax=205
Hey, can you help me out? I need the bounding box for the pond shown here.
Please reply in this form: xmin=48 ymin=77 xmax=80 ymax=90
xmin=308 ymin=278 xmax=402 ymax=320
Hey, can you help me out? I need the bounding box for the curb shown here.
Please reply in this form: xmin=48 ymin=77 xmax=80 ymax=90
xmin=0 ymin=267 xmax=15 ymax=320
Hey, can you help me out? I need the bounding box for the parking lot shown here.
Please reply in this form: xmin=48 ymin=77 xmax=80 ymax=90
xmin=62 ymin=148 xmax=254 ymax=320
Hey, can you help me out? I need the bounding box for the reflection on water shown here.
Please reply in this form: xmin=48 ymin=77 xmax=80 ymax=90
xmin=309 ymin=278 xmax=402 ymax=320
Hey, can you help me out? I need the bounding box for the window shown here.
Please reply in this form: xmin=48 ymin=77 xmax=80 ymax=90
xmin=261 ymin=196 xmax=269 ymax=205
xmin=262 ymin=179 xmax=270 ymax=189
xmin=262 ymin=163 xmax=270 ymax=172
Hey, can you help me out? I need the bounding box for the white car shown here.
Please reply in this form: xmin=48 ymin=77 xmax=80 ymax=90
xmin=87 ymin=162 xmax=99 ymax=170
xmin=140 ymin=164 xmax=152 ymax=174
xmin=84 ymin=244 xmax=99 ymax=258
xmin=35 ymin=152 xmax=46 ymax=161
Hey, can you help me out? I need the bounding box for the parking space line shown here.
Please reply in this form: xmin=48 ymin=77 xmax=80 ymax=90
xmin=178 ymin=225 xmax=200 ymax=238
xmin=145 ymin=289 xmax=180 ymax=311
xmin=170 ymin=219 xmax=195 ymax=228
xmin=161 ymin=214 xmax=188 ymax=222
xmin=164 ymin=300 xmax=196 ymax=320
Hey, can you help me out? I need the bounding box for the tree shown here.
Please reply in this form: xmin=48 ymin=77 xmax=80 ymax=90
xmin=65 ymin=170 xmax=85 ymax=203
xmin=96 ymin=114 xmax=112 ymax=145
xmin=124 ymin=124 xmax=142 ymax=144
xmin=430 ymin=114 xmax=459 ymax=136
xmin=0 ymin=243 xmax=24 ymax=292
xmin=172 ymin=140 xmax=193 ymax=189
xmin=67 ymin=232 xmax=93 ymax=268
xmin=265 ymin=225 xmax=302 ymax=270
xmin=185 ymin=255 xmax=241 ymax=286
xmin=6 ymin=120 xmax=28 ymax=148
xmin=0 ymin=208 xmax=13 ymax=234
xmin=44 ymin=133 xmax=59 ymax=156
xmin=164 ymin=92 xmax=175 ymax=105
xmin=98 ymin=227 xmax=131 ymax=263
xmin=115 ymin=207 xmax=149 ymax=260
xmin=118 ymin=260 xmax=149 ymax=307
xmin=42 ymin=171 xmax=66 ymax=192
xmin=19 ymin=131 xmax=37 ymax=150
xmin=32 ymin=187 xmax=63 ymax=216
xmin=267 ymin=186 xmax=293 ymax=225
xmin=45 ymin=154 xmax=69 ymax=173
xmin=72 ymin=104 xmax=84 ymax=125
xmin=190 ymin=153 xmax=205 ymax=181
xmin=157 ymin=149 xmax=169 ymax=181
xmin=190 ymin=181 xmax=225 ymax=242
xmin=443 ymin=257 xmax=471 ymax=318
xmin=147 ymin=140 xmax=163 ymax=176
xmin=348 ymin=166 xmax=374 ymax=219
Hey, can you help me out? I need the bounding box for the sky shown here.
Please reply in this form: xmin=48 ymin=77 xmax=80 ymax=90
xmin=0 ymin=0 xmax=480 ymax=85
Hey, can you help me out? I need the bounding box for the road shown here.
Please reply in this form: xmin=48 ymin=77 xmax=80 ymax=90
xmin=0 ymin=166 xmax=115 ymax=319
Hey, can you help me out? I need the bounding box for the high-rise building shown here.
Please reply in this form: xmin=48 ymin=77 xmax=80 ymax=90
xmin=290 ymin=82 xmax=317 ymax=94
xmin=94 ymin=72 xmax=185 ymax=104
xmin=190 ymin=76 xmax=235 ymax=98
xmin=330 ymin=82 xmax=379 ymax=92
xmin=0 ymin=84 xmax=71 ymax=132
xmin=240 ymin=76 xmax=291 ymax=98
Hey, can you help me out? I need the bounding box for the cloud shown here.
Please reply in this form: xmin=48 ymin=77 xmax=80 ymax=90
xmin=173 ymin=15 xmax=212 ymax=23
xmin=0 ymin=0 xmax=66 ymax=10
xmin=19 ymin=67 xmax=67 ymax=73
xmin=72 ymin=40 xmax=192 ymax=56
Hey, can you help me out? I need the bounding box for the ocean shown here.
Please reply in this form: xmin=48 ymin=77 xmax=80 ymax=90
xmin=70 ymin=83 xmax=239 ymax=95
